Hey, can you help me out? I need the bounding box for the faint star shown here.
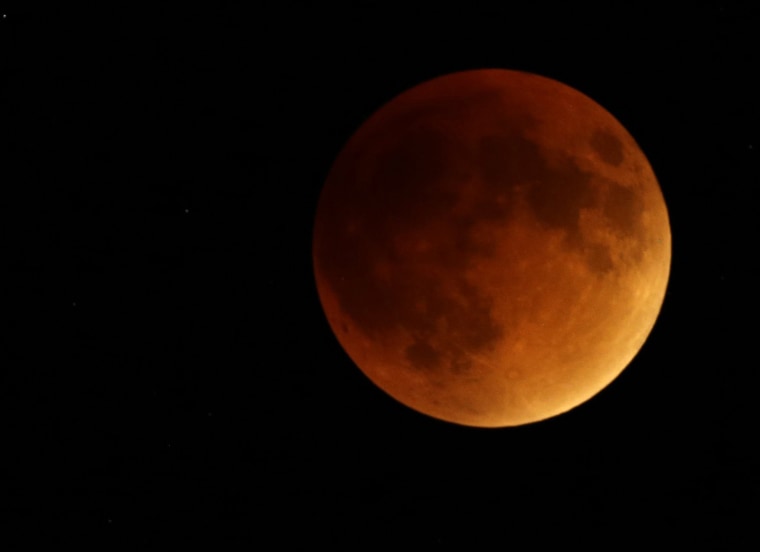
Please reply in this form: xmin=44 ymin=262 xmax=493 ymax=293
xmin=184 ymin=208 xmax=190 ymax=214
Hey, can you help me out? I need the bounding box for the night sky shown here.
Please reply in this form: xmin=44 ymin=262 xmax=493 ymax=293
xmin=4 ymin=3 xmax=758 ymax=546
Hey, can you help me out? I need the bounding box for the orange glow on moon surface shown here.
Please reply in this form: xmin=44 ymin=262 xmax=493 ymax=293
xmin=312 ymin=69 xmax=671 ymax=427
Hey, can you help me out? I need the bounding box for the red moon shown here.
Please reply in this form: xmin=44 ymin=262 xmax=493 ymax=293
xmin=312 ymin=69 xmax=671 ymax=427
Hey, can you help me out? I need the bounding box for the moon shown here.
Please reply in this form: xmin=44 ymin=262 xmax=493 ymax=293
xmin=312 ymin=69 xmax=671 ymax=427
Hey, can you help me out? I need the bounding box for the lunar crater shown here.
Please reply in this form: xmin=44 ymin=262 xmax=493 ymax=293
xmin=590 ymin=128 xmax=625 ymax=166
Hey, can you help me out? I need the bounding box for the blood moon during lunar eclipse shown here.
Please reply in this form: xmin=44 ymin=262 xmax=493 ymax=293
xmin=312 ymin=69 xmax=671 ymax=428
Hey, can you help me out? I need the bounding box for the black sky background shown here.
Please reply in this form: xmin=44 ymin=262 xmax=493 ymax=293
xmin=3 ymin=2 xmax=758 ymax=546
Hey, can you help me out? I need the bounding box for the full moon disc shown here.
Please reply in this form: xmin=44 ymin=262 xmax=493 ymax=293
xmin=312 ymin=69 xmax=671 ymax=427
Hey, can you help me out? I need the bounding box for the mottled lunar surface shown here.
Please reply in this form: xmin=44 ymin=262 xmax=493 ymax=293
xmin=313 ymin=69 xmax=671 ymax=427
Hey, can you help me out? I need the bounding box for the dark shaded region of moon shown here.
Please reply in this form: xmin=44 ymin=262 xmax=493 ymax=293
xmin=313 ymin=69 xmax=670 ymax=427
